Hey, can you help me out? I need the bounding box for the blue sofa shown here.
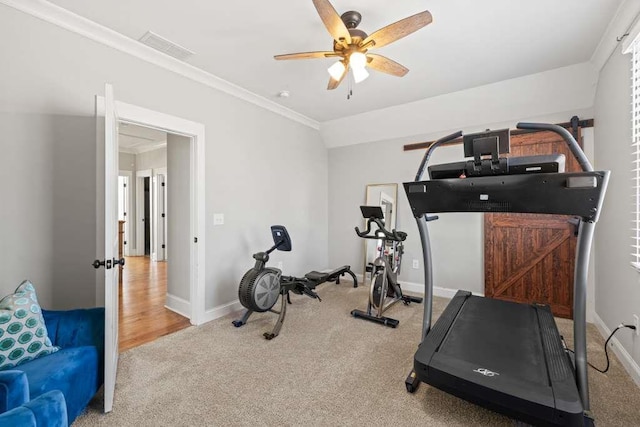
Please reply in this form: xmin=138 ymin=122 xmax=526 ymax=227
xmin=0 ymin=308 xmax=104 ymax=426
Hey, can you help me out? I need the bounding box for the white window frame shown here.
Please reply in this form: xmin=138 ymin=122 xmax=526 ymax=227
xmin=626 ymin=36 xmax=640 ymax=270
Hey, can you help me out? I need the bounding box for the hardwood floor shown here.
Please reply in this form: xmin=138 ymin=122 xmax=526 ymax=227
xmin=119 ymin=256 xmax=191 ymax=352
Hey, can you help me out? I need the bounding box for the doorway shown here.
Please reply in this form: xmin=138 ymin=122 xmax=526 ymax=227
xmin=144 ymin=177 xmax=151 ymax=256
xmin=97 ymin=94 xmax=206 ymax=322
xmin=117 ymin=123 xmax=192 ymax=351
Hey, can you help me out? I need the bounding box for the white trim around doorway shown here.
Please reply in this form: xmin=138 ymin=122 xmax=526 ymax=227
xmin=98 ymin=97 xmax=206 ymax=326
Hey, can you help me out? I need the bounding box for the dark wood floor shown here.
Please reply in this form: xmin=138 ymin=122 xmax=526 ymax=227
xmin=119 ymin=256 xmax=191 ymax=352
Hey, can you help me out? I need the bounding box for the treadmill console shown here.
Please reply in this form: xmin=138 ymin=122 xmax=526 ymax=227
xmin=428 ymin=129 xmax=565 ymax=179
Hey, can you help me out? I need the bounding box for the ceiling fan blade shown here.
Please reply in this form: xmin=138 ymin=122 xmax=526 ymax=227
xmin=366 ymin=54 xmax=409 ymax=77
xmin=274 ymin=51 xmax=337 ymax=60
xmin=327 ymin=65 xmax=347 ymax=90
xmin=312 ymin=0 xmax=352 ymax=45
xmin=361 ymin=11 xmax=432 ymax=49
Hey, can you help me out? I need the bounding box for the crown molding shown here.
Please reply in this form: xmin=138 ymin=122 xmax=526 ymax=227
xmin=135 ymin=142 xmax=167 ymax=155
xmin=118 ymin=147 xmax=137 ymax=155
xmin=590 ymin=0 xmax=640 ymax=71
xmin=1 ymin=0 xmax=320 ymax=130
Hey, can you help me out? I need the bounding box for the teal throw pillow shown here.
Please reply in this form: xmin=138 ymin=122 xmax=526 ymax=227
xmin=0 ymin=280 xmax=59 ymax=370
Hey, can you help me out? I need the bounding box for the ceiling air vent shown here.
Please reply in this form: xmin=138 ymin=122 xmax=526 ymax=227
xmin=139 ymin=31 xmax=194 ymax=61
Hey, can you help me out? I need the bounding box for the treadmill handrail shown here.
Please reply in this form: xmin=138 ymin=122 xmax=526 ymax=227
xmin=415 ymin=131 xmax=463 ymax=182
xmin=516 ymin=122 xmax=593 ymax=172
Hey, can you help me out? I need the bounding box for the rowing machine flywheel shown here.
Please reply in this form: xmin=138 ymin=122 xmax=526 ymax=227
xmin=238 ymin=268 xmax=281 ymax=312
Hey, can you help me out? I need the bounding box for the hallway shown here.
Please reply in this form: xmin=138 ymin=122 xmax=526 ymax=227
xmin=119 ymin=256 xmax=191 ymax=352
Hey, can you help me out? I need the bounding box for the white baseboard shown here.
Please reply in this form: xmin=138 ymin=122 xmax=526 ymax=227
xmin=200 ymin=300 xmax=244 ymax=324
xmin=165 ymin=293 xmax=191 ymax=318
xmin=592 ymin=313 xmax=640 ymax=388
xmin=354 ymin=274 xmax=483 ymax=299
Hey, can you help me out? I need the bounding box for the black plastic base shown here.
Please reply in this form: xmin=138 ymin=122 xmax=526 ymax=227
xmin=402 ymin=295 xmax=423 ymax=304
xmin=405 ymin=370 xmax=420 ymax=393
xmin=231 ymin=320 xmax=245 ymax=327
xmin=351 ymin=309 xmax=399 ymax=328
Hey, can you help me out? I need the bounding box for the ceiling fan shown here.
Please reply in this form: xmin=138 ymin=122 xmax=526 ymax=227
xmin=274 ymin=0 xmax=433 ymax=90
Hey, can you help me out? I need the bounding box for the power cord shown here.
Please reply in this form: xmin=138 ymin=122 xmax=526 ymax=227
xmin=568 ymin=324 xmax=636 ymax=374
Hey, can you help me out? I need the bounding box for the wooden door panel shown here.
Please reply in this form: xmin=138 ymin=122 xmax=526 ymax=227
xmin=484 ymin=130 xmax=582 ymax=318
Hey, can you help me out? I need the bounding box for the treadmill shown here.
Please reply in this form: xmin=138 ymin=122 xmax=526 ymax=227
xmin=403 ymin=123 xmax=609 ymax=426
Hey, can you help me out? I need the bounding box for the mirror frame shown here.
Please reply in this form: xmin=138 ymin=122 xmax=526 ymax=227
xmin=362 ymin=183 xmax=398 ymax=283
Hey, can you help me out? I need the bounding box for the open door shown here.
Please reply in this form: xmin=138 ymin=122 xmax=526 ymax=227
xmin=153 ymin=173 xmax=167 ymax=261
xmin=103 ymin=83 xmax=119 ymax=413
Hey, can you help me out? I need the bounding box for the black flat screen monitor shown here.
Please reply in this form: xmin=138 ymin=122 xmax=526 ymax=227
xmin=271 ymin=225 xmax=292 ymax=252
xmin=360 ymin=205 xmax=384 ymax=219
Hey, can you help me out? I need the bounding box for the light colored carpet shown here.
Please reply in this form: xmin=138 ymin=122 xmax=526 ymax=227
xmin=75 ymin=283 xmax=640 ymax=426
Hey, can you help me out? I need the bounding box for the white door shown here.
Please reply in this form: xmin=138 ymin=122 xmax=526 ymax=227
xmin=103 ymin=83 xmax=119 ymax=413
xmin=153 ymin=174 xmax=166 ymax=261
xmin=117 ymin=174 xmax=130 ymax=256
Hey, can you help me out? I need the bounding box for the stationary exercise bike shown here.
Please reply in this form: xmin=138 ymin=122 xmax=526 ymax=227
xmin=351 ymin=206 xmax=423 ymax=327
xmin=232 ymin=225 xmax=357 ymax=340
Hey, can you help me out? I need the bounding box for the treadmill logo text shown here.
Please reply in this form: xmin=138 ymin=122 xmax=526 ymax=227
xmin=473 ymin=368 xmax=500 ymax=377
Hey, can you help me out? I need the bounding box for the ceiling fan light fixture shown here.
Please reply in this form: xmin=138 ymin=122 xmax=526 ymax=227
xmin=328 ymin=61 xmax=346 ymax=80
xmin=349 ymin=52 xmax=367 ymax=70
xmin=352 ymin=65 xmax=369 ymax=83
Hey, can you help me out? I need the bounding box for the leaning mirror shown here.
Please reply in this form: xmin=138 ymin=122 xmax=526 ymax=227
xmin=362 ymin=183 xmax=398 ymax=284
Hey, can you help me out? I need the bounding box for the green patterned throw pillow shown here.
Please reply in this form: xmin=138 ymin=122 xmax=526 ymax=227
xmin=0 ymin=280 xmax=59 ymax=370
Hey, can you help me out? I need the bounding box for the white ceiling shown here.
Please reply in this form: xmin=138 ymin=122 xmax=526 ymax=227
xmin=119 ymin=123 xmax=166 ymax=154
xmin=50 ymin=0 xmax=622 ymax=122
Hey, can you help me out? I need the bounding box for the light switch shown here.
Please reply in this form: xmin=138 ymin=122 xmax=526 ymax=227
xmin=213 ymin=213 xmax=224 ymax=225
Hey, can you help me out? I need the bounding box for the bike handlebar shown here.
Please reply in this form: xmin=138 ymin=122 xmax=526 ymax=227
xmin=355 ymin=217 xmax=407 ymax=242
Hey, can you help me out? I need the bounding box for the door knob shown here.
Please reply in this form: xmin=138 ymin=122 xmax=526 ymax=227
xmin=113 ymin=258 xmax=126 ymax=266
xmin=92 ymin=259 xmax=112 ymax=269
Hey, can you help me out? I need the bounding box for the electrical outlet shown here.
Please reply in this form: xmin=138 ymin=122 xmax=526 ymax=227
xmin=277 ymin=261 xmax=283 ymax=270
xmin=412 ymin=259 xmax=419 ymax=269
xmin=633 ymin=314 xmax=639 ymax=336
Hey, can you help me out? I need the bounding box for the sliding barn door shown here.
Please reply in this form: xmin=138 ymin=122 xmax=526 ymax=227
xmin=484 ymin=129 xmax=583 ymax=318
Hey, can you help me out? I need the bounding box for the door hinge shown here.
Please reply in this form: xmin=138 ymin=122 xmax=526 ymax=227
xmin=124 ymin=241 xmax=127 ymax=245
xmin=162 ymin=182 xmax=165 ymax=187
xmin=123 ymin=183 xmax=127 ymax=188
xmin=162 ymin=213 xmax=165 ymax=218
xmin=162 ymin=244 xmax=166 ymax=249
xmin=194 ymin=237 xmax=198 ymax=243
xmin=124 ymin=212 xmax=127 ymax=216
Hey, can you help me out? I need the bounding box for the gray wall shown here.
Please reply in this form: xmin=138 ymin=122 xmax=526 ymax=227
xmin=136 ymin=147 xmax=167 ymax=171
xmin=329 ymin=140 xmax=483 ymax=293
xmin=0 ymin=113 xmax=96 ymax=309
xmin=0 ymin=6 xmax=328 ymax=311
xmin=593 ymin=48 xmax=640 ymax=364
xmin=166 ymin=135 xmax=190 ymax=300
xmin=119 ymin=152 xmax=136 ymax=172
